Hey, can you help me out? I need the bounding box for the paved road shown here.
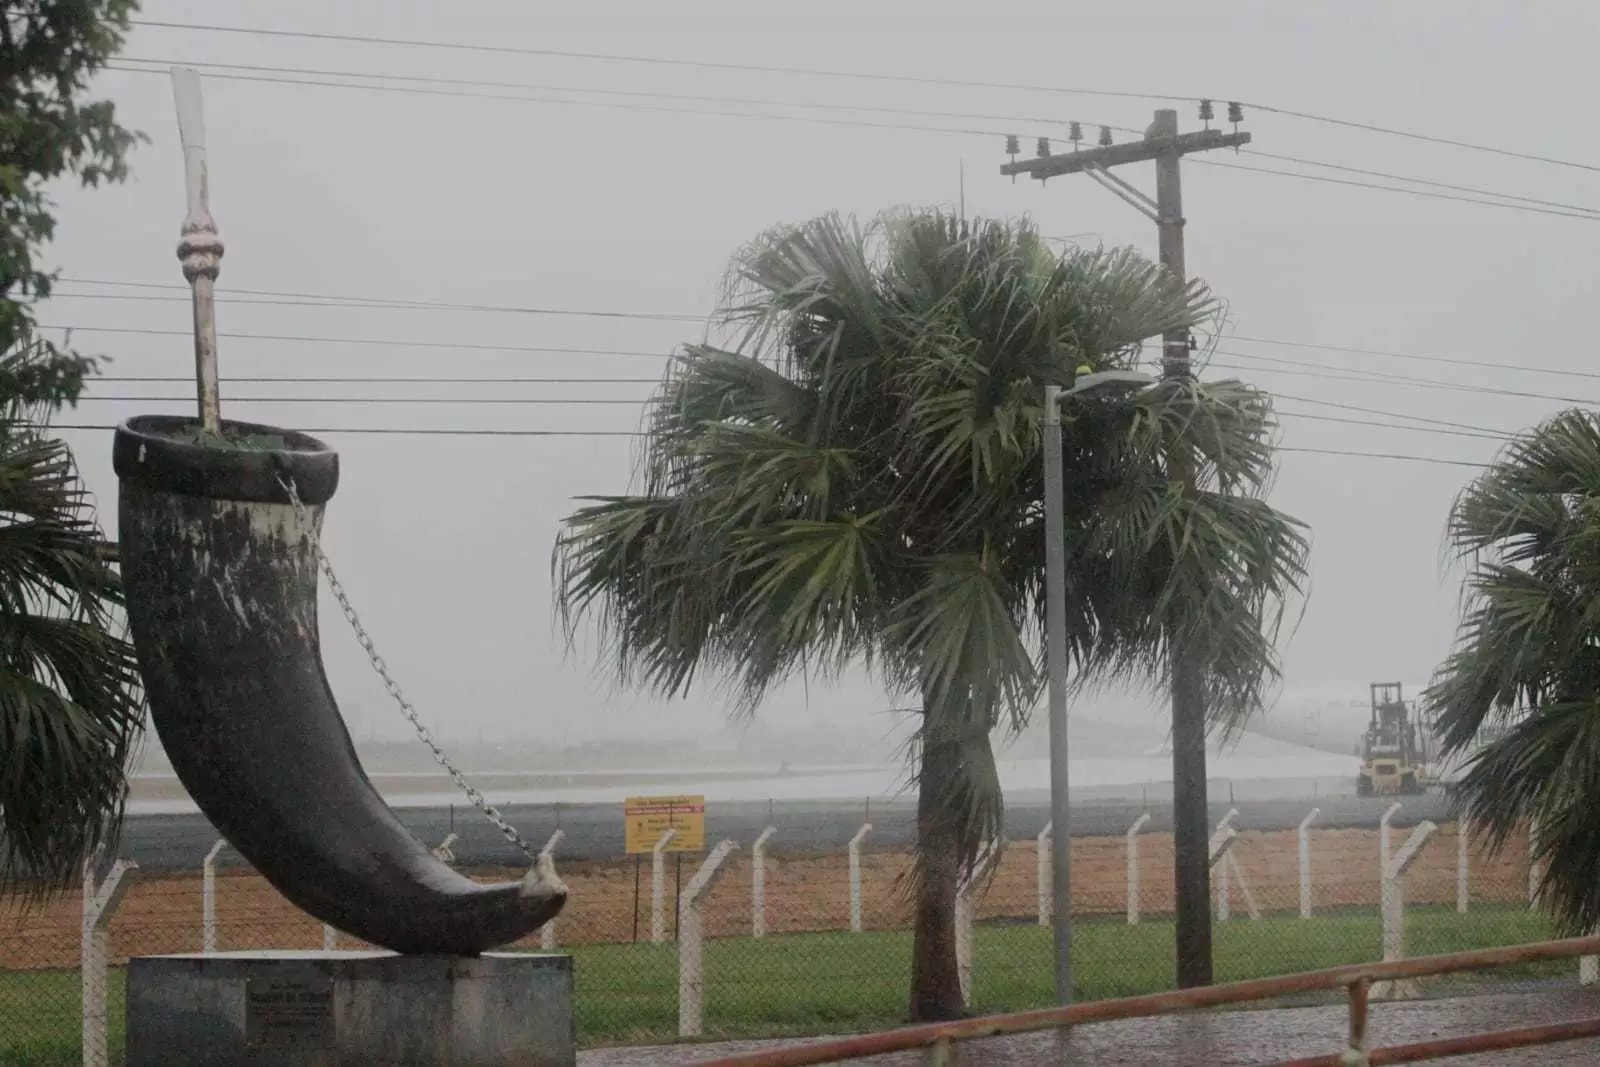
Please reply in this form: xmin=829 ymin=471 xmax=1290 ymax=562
xmin=113 ymin=788 xmax=1452 ymax=872
xmin=578 ymin=988 xmax=1600 ymax=1065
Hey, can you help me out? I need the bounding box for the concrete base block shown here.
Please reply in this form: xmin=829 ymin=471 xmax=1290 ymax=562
xmin=125 ymin=950 xmax=574 ymax=1066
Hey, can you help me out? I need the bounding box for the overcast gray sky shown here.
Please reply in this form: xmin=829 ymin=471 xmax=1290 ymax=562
xmin=39 ymin=0 xmax=1600 ymax=756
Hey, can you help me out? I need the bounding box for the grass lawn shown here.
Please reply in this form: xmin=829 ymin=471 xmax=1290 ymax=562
xmin=0 ymin=906 xmax=1561 ymax=1063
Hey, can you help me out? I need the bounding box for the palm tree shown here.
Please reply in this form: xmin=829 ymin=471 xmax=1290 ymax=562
xmin=1425 ymin=409 xmax=1600 ymax=933
xmin=553 ymin=210 xmax=1307 ymax=1019
xmin=0 ymin=334 xmax=144 ymax=897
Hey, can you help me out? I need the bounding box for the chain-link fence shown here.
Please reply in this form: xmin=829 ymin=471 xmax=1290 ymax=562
xmin=0 ymin=801 xmax=1573 ymax=1064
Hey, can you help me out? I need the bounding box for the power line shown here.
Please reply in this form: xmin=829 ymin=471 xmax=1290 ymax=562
xmin=88 ymin=374 xmax=661 ymax=385
xmin=42 ymin=417 xmax=1494 ymax=465
xmin=1275 ymin=445 xmax=1489 ymax=468
xmin=46 ymin=280 xmax=704 ymax=323
xmin=107 ymin=59 xmax=1599 ymax=224
xmin=1209 ymin=351 xmax=1598 ymax=406
xmin=105 ymin=62 xmax=1020 ymax=141
xmin=35 ymin=323 xmax=672 ymax=360
xmin=40 ymin=319 xmax=1600 ymax=385
xmin=1221 ymin=333 xmax=1600 ymax=383
xmin=79 ymin=394 xmax=654 ymax=405
xmin=1276 ymin=409 xmax=1509 ymax=442
xmin=1269 ymin=393 xmax=1515 ymax=437
xmin=1194 ymin=159 xmax=1600 ymax=224
xmin=1244 ymin=102 xmax=1600 ymax=176
xmin=111 ymin=55 xmax=1094 ymax=137
xmin=124 ymin=19 xmax=1177 ymax=105
xmin=1243 ymin=150 xmax=1600 ymax=217
xmin=127 ymin=18 xmax=1600 ymax=176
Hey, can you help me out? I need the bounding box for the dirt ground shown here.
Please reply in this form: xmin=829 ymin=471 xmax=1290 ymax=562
xmin=0 ymin=820 xmax=1532 ymax=970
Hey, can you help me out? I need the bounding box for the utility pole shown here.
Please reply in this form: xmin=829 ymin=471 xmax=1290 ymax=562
xmin=1002 ymin=105 xmax=1250 ymax=990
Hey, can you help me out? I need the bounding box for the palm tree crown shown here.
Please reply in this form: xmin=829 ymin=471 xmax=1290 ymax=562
xmin=0 ymin=337 xmax=143 ymax=896
xmin=554 ymin=209 xmax=1307 ymax=1016
xmin=1427 ymin=408 xmax=1600 ymax=933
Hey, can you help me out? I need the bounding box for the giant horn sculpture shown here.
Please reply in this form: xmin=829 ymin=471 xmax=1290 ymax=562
xmin=112 ymin=67 xmax=564 ymax=957
xmin=115 ymin=415 xmax=567 ymax=954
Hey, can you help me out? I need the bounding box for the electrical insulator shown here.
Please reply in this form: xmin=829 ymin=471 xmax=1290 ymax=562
xmin=1036 ymin=137 xmax=1050 ymax=157
xmin=1005 ymin=134 xmax=1019 ymax=156
xmin=1098 ymin=125 xmax=1112 ymax=147
xmin=1068 ymin=121 xmax=1083 ymax=144
xmin=1228 ymin=101 xmax=1243 ymax=125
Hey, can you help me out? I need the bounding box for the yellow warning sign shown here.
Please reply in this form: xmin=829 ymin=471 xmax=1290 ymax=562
xmin=624 ymin=794 xmax=705 ymax=854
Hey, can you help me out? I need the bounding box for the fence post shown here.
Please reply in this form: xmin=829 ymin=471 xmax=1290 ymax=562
xmin=955 ymin=844 xmax=1000 ymax=1008
xmin=1207 ymin=822 xmax=1239 ymax=930
xmin=1374 ymin=820 xmax=1437 ymax=1000
xmin=651 ymin=828 xmax=678 ymax=943
xmin=1226 ymin=851 xmax=1262 ymax=922
xmin=82 ymin=853 xmax=137 ymax=1067
xmin=201 ymin=838 xmax=226 ymax=953
xmin=430 ymin=831 xmax=459 ymax=864
xmin=539 ymin=829 xmax=565 ymax=950
xmin=1036 ymin=821 xmax=1052 ymax=927
xmin=1582 ymin=939 xmax=1599 ymax=987
xmin=1457 ymin=816 xmax=1470 ymax=914
xmin=752 ymin=826 xmax=776 ymax=939
xmin=848 ymin=823 xmax=872 ymax=934
xmin=322 ymin=924 xmax=337 ymax=950
xmin=1126 ymin=813 xmax=1150 ymax=925
xmin=679 ymin=839 xmax=739 ymax=1038
xmin=1297 ymin=808 xmax=1320 ymax=919
xmin=1214 ymin=808 xmax=1239 ymax=921
xmin=1379 ymin=802 xmax=1402 ymax=875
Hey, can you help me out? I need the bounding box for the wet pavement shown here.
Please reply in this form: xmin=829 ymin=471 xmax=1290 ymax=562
xmin=578 ymin=988 xmax=1600 ymax=1065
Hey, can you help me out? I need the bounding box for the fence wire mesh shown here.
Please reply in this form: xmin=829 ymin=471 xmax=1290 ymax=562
xmin=0 ymin=798 xmax=1579 ymax=1064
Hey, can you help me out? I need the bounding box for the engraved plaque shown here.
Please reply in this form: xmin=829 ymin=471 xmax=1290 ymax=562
xmin=244 ymin=973 xmax=334 ymax=1047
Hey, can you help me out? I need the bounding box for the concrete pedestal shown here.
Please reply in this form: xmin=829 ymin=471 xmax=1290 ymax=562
xmin=125 ymin=950 xmax=574 ymax=1066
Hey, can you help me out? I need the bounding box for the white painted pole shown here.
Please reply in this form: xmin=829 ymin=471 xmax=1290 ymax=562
xmin=1036 ymin=821 xmax=1052 ymax=927
xmin=1298 ymin=808 xmax=1320 ymax=920
xmin=1374 ymin=821 xmax=1437 ymax=1000
xmin=1125 ymin=814 xmax=1150 ymax=925
xmin=1582 ymin=939 xmax=1599 ymax=987
xmin=955 ymin=844 xmax=1000 ymax=1007
xmin=1214 ymin=808 xmax=1238 ymax=922
xmin=751 ymin=826 xmax=776 ymax=939
xmin=1225 ymin=852 xmax=1261 ymax=922
xmin=322 ymin=924 xmax=337 ymax=950
xmin=82 ymin=854 xmax=137 ymax=1067
xmin=170 ymin=66 xmax=225 ymax=432
xmin=430 ymin=831 xmax=460 ymax=864
xmin=1379 ymin=802 xmax=1403 ymax=876
xmin=1456 ymin=816 xmax=1470 ymax=914
xmin=201 ymin=838 xmax=226 ymax=953
xmin=651 ymin=828 xmax=678 ymax=944
xmin=539 ymin=829 xmax=565 ymax=950
xmin=679 ymin=839 xmax=739 ymax=1038
xmin=848 ymin=823 xmax=873 ymax=934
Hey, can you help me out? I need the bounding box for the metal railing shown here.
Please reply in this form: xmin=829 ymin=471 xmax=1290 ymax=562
xmin=699 ymin=934 xmax=1600 ymax=1067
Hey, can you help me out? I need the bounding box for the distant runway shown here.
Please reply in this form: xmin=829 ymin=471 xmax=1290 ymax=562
xmin=114 ymin=785 xmax=1453 ymax=872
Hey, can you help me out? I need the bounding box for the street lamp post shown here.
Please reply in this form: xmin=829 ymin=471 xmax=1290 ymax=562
xmin=1042 ymin=369 xmax=1155 ymax=1007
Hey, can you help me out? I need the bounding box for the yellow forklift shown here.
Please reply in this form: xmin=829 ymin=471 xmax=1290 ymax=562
xmin=1356 ymin=682 xmax=1434 ymax=796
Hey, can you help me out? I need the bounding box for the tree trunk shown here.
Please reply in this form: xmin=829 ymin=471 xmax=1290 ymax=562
xmin=909 ymin=717 xmax=967 ymax=1021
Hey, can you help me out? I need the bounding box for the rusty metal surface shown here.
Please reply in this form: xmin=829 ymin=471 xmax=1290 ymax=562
xmin=578 ymin=989 xmax=1600 ymax=1065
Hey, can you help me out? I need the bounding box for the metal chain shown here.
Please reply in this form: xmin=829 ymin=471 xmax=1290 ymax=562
xmin=276 ymin=473 xmax=533 ymax=857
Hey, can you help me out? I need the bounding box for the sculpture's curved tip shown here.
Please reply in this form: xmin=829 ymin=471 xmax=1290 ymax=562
xmin=115 ymin=415 xmax=567 ymax=956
